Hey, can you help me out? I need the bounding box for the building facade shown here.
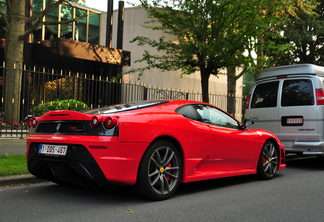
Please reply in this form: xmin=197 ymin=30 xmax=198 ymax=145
xmin=101 ymin=7 xmax=244 ymax=100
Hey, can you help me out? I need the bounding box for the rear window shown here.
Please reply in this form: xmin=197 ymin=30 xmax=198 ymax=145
xmin=251 ymin=81 xmax=279 ymax=108
xmin=83 ymin=100 xmax=169 ymax=114
xmin=281 ymin=79 xmax=314 ymax=106
xmin=176 ymin=105 xmax=200 ymax=121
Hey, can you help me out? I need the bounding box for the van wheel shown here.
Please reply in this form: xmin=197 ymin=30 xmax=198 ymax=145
xmin=133 ymin=140 xmax=182 ymax=201
xmin=257 ymin=141 xmax=278 ymax=180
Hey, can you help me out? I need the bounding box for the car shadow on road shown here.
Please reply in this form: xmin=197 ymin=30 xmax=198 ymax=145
xmin=33 ymin=182 xmax=147 ymax=204
xmin=33 ymin=158 xmax=313 ymax=203
xmin=34 ymin=174 xmax=266 ymax=203
xmin=176 ymin=173 xmax=267 ymax=197
xmin=28 ymin=156 xmax=324 ymax=203
xmin=285 ymin=155 xmax=324 ymax=171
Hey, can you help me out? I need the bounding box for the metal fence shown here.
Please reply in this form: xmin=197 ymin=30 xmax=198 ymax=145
xmin=0 ymin=65 xmax=246 ymax=138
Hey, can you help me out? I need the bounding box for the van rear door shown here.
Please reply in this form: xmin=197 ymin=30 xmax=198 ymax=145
xmin=278 ymin=78 xmax=318 ymax=150
xmin=247 ymin=81 xmax=280 ymax=135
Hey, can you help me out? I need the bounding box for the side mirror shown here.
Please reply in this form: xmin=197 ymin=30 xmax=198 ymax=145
xmin=242 ymin=119 xmax=254 ymax=129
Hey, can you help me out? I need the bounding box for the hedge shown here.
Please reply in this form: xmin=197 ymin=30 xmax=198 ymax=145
xmin=33 ymin=99 xmax=90 ymax=116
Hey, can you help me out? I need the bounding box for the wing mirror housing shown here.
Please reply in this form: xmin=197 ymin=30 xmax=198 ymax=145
xmin=242 ymin=119 xmax=254 ymax=129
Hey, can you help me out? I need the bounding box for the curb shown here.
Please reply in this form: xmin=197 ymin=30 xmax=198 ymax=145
xmin=0 ymin=174 xmax=48 ymax=187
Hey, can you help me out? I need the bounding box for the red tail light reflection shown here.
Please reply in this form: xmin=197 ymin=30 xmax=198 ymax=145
xmin=245 ymin=94 xmax=251 ymax=109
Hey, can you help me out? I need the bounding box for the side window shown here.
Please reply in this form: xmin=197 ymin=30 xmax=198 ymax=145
xmin=192 ymin=104 xmax=239 ymax=129
xmin=176 ymin=105 xmax=199 ymax=121
xmin=281 ymin=79 xmax=314 ymax=106
xmin=251 ymin=81 xmax=279 ymax=108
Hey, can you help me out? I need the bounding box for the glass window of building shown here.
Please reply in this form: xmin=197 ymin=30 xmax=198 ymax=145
xmin=61 ymin=4 xmax=73 ymax=40
xmin=75 ymin=9 xmax=87 ymax=42
xmin=0 ymin=0 xmax=6 ymax=39
xmin=27 ymin=1 xmax=101 ymax=44
xmin=32 ymin=0 xmax=43 ymax=42
xmin=89 ymin=12 xmax=100 ymax=45
xmin=45 ymin=0 xmax=59 ymax=40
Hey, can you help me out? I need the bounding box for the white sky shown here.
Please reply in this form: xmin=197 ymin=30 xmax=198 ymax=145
xmin=85 ymin=0 xmax=138 ymax=11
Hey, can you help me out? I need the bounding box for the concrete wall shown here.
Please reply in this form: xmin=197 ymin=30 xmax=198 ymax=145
xmin=100 ymin=7 xmax=243 ymax=102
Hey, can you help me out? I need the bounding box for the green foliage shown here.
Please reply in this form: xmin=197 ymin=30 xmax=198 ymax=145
xmin=247 ymin=0 xmax=318 ymax=78
xmin=286 ymin=0 xmax=318 ymax=19
xmin=33 ymin=99 xmax=90 ymax=116
xmin=0 ymin=154 xmax=29 ymax=176
xmin=278 ymin=0 xmax=324 ymax=66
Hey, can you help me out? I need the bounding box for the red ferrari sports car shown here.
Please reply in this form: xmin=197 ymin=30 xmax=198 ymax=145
xmin=27 ymin=100 xmax=286 ymax=200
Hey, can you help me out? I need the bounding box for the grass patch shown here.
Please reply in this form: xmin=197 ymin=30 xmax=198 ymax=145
xmin=0 ymin=154 xmax=29 ymax=176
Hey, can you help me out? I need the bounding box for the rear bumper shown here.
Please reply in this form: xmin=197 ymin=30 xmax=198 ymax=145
xmin=285 ymin=141 xmax=324 ymax=156
xmin=27 ymin=134 xmax=149 ymax=186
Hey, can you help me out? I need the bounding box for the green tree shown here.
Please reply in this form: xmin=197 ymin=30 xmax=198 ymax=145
xmin=278 ymin=0 xmax=324 ymax=66
xmin=125 ymin=0 xmax=289 ymax=104
xmin=229 ymin=0 xmax=317 ymax=116
xmin=0 ymin=0 xmax=85 ymax=123
xmin=226 ymin=1 xmax=295 ymax=114
xmin=246 ymin=0 xmax=318 ymax=76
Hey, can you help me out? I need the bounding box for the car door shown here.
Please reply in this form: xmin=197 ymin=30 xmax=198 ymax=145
xmin=246 ymin=81 xmax=280 ymax=136
xmin=278 ymin=77 xmax=319 ymax=149
xmin=192 ymin=104 xmax=260 ymax=171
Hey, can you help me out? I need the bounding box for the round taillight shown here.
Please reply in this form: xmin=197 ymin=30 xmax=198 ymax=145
xmin=91 ymin=116 xmax=101 ymax=128
xmin=28 ymin=118 xmax=33 ymax=128
xmin=29 ymin=117 xmax=38 ymax=128
xmin=104 ymin=116 xmax=117 ymax=129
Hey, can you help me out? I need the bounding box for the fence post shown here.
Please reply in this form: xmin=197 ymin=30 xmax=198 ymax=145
xmin=143 ymin=85 xmax=148 ymax=100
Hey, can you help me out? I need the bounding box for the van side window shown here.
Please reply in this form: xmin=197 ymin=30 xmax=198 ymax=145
xmin=281 ymin=79 xmax=314 ymax=106
xmin=251 ymin=81 xmax=279 ymax=108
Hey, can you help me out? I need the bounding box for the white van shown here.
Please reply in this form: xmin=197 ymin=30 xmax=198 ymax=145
xmin=245 ymin=64 xmax=324 ymax=155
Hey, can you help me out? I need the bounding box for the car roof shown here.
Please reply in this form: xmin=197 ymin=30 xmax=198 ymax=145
xmin=257 ymin=64 xmax=324 ymax=80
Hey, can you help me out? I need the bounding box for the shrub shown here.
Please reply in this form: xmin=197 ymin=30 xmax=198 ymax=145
xmin=33 ymin=99 xmax=90 ymax=116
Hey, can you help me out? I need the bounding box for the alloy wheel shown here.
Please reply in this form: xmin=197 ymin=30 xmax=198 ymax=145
xmin=147 ymin=146 xmax=180 ymax=195
xmin=262 ymin=142 xmax=278 ymax=177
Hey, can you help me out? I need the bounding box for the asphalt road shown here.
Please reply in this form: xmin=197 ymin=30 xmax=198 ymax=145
xmin=1 ymin=156 xmax=324 ymax=222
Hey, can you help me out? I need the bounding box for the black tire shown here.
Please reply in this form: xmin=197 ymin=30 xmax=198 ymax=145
xmin=133 ymin=140 xmax=182 ymax=201
xmin=257 ymin=140 xmax=279 ymax=180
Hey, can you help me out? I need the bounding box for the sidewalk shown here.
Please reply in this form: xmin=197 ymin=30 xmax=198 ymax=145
xmin=0 ymin=138 xmax=48 ymax=187
xmin=0 ymin=138 xmax=27 ymax=155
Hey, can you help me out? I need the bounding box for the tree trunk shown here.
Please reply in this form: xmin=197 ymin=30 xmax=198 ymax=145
xmin=4 ymin=0 xmax=26 ymax=123
xmin=227 ymin=66 xmax=236 ymax=116
xmin=255 ymin=36 xmax=265 ymax=81
xmin=200 ymin=68 xmax=210 ymax=103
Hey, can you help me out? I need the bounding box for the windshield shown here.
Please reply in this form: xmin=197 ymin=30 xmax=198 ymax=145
xmin=82 ymin=100 xmax=169 ymax=114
